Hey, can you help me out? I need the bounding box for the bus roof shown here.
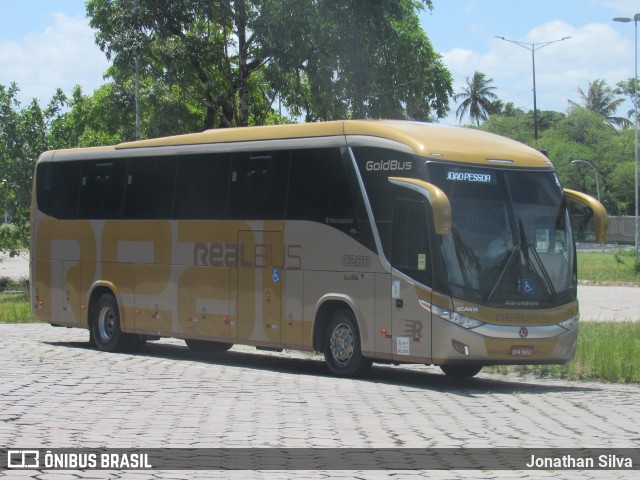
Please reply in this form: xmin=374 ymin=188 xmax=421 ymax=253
xmin=53 ymin=120 xmax=554 ymax=169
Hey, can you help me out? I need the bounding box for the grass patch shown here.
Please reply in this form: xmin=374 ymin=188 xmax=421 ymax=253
xmin=486 ymin=322 xmax=640 ymax=383
xmin=0 ymin=278 xmax=40 ymax=323
xmin=577 ymin=249 xmax=640 ymax=284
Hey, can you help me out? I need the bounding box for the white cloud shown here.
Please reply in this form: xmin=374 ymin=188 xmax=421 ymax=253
xmin=443 ymin=19 xmax=634 ymax=124
xmin=599 ymin=0 xmax=640 ymax=15
xmin=0 ymin=12 xmax=109 ymax=104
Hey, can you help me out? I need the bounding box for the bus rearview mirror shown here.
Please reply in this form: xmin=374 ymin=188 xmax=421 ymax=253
xmin=563 ymin=188 xmax=608 ymax=244
xmin=388 ymin=177 xmax=452 ymax=235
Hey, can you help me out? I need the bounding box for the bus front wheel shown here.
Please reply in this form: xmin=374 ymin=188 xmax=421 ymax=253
xmin=324 ymin=309 xmax=372 ymax=377
xmin=91 ymin=293 xmax=131 ymax=352
xmin=440 ymin=365 xmax=482 ymax=378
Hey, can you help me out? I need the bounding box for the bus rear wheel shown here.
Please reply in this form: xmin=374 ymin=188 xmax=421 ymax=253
xmin=324 ymin=309 xmax=372 ymax=377
xmin=91 ymin=293 xmax=131 ymax=352
xmin=440 ymin=365 xmax=482 ymax=378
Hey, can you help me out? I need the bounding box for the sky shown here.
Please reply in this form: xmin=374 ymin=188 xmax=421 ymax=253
xmin=0 ymin=0 xmax=638 ymax=125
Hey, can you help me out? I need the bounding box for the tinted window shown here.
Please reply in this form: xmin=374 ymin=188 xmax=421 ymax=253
xmin=78 ymin=160 xmax=126 ymax=219
xmin=392 ymin=197 xmax=432 ymax=286
xmin=36 ymin=161 xmax=82 ymax=219
xmin=124 ymin=156 xmax=176 ymax=219
xmin=287 ymin=148 xmax=359 ymax=237
xmin=174 ymin=153 xmax=230 ymax=219
xmin=228 ymin=151 xmax=290 ymax=220
xmin=352 ymin=147 xmax=421 ymax=260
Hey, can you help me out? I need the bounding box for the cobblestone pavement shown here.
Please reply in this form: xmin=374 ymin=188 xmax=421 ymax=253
xmin=1 ymin=324 xmax=639 ymax=479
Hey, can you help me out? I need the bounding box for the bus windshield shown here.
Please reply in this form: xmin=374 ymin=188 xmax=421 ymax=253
xmin=426 ymin=164 xmax=576 ymax=308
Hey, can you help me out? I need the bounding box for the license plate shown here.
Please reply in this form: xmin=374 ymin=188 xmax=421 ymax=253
xmin=510 ymin=345 xmax=534 ymax=356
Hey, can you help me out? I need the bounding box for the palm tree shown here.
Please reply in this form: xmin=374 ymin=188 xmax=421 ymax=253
xmin=454 ymin=71 xmax=498 ymax=126
xmin=615 ymin=78 xmax=639 ymax=121
xmin=569 ymin=79 xmax=631 ymax=128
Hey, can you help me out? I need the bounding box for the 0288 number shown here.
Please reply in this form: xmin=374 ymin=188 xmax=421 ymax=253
xmin=342 ymin=255 xmax=371 ymax=268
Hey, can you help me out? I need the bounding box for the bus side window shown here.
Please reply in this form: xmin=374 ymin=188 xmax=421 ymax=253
xmin=287 ymin=148 xmax=359 ymax=237
xmin=174 ymin=153 xmax=230 ymax=219
xmin=78 ymin=161 xmax=127 ymax=219
xmin=228 ymin=151 xmax=290 ymax=220
xmin=391 ymin=197 xmax=432 ymax=287
xmin=36 ymin=160 xmax=82 ymax=219
xmin=124 ymin=156 xmax=177 ymax=219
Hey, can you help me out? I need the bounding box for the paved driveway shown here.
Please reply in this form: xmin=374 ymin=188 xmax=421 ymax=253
xmin=0 ymin=324 xmax=638 ymax=479
xmin=578 ymin=285 xmax=640 ymax=321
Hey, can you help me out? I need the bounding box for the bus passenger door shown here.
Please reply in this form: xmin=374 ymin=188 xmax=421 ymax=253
xmin=237 ymin=230 xmax=283 ymax=345
xmin=390 ymin=198 xmax=433 ymax=363
xmin=391 ymin=274 xmax=432 ymax=362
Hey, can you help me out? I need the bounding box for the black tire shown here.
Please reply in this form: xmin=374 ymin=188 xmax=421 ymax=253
xmin=185 ymin=339 xmax=233 ymax=353
xmin=323 ymin=309 xmax=372 ymax=377
xmin=440 ymin=365 xmax=482 ymax=378
xmin=91 ymin=293 xmax=131 ymax=352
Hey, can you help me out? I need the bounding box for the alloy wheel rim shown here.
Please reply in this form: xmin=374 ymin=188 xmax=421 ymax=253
xmin=329 ymin=322 xmax=355 ymax=365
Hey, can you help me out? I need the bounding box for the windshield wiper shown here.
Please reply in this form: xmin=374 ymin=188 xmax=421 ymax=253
xmin=486 ymin=243 xmax=520 ymax=303
xmin=518 ymin=218 xmax=557 ymax=298
xmin=487 ymin=219 xmax=558 ymax=303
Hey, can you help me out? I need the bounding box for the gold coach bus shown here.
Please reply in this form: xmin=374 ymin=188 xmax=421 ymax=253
xmin=31 ymin=120 xmax=607 ymax=378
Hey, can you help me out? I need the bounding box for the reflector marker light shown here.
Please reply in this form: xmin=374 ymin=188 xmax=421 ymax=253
xmin=486 ymin=158 xmax=514 ymax=164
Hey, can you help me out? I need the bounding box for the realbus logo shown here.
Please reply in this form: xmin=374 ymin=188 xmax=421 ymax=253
xmin=365 ymin=160 xmax=412 ymax=172
xmin=194 ymin=242 xmax=303 ymax=269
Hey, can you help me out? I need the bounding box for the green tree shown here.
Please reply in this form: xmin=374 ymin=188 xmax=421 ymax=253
xmin=615 ymin=77 xmax=640 ymax=121
xmin=481 ymin=109 xmax=536 ymax=144
xmin=52 ymin=74 xmax=206 ymax=146
xmin=538 ymin=106 xmax=627 ymax=214
xmin=87 ymin=0 xmax=272 ymax=129
xmin=49 ymin=84 xmax=127 ymax=148
xmin=609 ymin=157 xmax=635 ymax=215
xmin=0 ymin=83 xmax=65 ymax=254
xmin=569 ymin=79 xmax=631 ymax=128
xmin=87 ymin=0 xmax=452 ymax=128
xmin=482 ymin=105 xmax=631 ymax=215
xmin=481 ymin=107 xmax=564 ymax=146
xmin=261 ymin=0 xmax=451 ymax=122
xmin=454 ymin=71 xmax=498 ymax=126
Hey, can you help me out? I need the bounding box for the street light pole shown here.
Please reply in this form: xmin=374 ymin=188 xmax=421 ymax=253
xmin=613 ymin=14 xmax=640 ymax=268
xmin=495 ymin=36 xmax=571 ymax=140
xmin=134 ymin=0 xmax=141 ymax=141
xmin=571 ymin=160 xmax=601 ymax=202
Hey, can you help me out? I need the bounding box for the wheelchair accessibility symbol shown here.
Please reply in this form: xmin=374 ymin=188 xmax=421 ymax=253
xmin=523 ymin=279 xmax=535 ymax=295
xmin=272 ymin=268 xmax=281 ymax=283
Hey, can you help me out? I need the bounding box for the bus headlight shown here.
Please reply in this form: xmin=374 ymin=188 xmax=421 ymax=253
xmin=419 ymin=300 xmax=484 ymax=329
xmin=558 ymin=313 xmax=579 ymax=331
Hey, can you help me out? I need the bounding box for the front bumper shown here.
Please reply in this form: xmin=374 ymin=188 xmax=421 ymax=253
xmin=431 ymin=314 xmax=578 ymax=366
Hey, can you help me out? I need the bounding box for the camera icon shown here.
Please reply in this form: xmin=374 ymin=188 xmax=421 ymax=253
xmin=7 ymin=450 xmax=40 ymax=468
